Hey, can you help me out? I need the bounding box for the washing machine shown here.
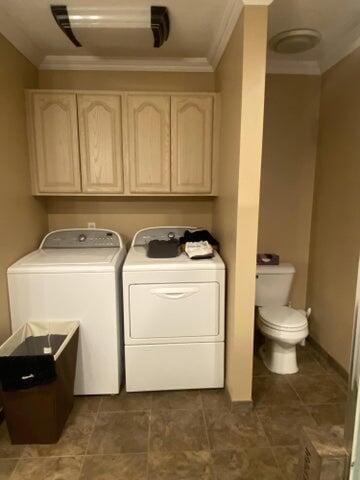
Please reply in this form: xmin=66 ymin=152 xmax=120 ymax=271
xmin=123 ymin=226 xmax=225 ymax=392
xmin=7 ymin=228 xmax=126 ymax=395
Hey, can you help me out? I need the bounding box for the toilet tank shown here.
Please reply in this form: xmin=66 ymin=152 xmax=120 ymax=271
xmin=255 ymin=263 xmax=295 ymax=307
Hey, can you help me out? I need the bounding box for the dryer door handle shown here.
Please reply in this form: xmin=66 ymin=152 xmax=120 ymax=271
xmin=150 ymin=287 xmax=199 ymax=300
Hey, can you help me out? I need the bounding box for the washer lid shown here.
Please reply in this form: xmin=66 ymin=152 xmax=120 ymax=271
xmin=8 ymin=248 xmax=121 ymax=274
xmin=259 ymin=306 xmax=307 ymax=331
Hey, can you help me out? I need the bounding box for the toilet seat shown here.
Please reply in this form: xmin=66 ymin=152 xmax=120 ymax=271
xmin=258 ymin=306 xmax=307 ymax=332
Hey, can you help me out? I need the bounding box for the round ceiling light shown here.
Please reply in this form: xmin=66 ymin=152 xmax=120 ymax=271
xmin=269 ymin=29 xmax=321 ymax=54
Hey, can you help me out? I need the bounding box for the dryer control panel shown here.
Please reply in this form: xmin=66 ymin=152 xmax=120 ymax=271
xmin=41 ymin=229 xmax=121 ymax=249
xmin=132 ymin=226 xmax=199 ymax=246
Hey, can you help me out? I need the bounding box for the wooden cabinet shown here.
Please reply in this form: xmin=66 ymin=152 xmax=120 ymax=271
xmin=31 ymin=93 xmax=81 ymax=193
xmin=78 ymin=94 xmax=123 ymax=193
xmin=171 ymin=96 xmax=213 ymax=193
xmin=27 ymin=90 xmax=217 ymax=196
xmin=126 ymin=94 xmax=170 ymax=193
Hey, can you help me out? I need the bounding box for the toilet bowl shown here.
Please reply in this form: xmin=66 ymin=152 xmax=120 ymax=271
xmin=257 ymin=305 xmax=308 ymax=374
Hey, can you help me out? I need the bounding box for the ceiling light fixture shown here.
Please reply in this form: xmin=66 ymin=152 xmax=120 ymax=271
xmin=50 ymin=5 xmax=170 ymax=48
xmin=269 ymin=29 xmax=321 ymax=54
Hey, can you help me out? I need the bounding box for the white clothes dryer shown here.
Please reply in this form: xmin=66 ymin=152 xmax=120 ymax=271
xmin=7 ymin=228 xmax=126 ymax=395
xmin=123 ymin=226 xmax=225 ymax=392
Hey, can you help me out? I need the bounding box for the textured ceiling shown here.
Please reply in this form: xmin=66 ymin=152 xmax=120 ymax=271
xmin=0 ymin=0 xmax=228 ymax=58
xmin=0 ymin=0 xmax=359 ymax=72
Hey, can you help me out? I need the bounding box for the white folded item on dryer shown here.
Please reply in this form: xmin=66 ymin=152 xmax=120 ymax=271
xmin=185 ymin=241 xmax=213 ymax=259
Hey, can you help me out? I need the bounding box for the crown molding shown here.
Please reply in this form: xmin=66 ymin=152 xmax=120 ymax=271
xmin=0 ymin=6 xmax=43 ymax=66
xmin=267 ymin=58 xmax=321 ymax=75
xmin=2 ymin=0 xmax=360 ymax=75
xmin=40 ymin=55 xmax=214 ymax=72
xmin=0 ymin=0 xmax=274 ymax=73
xmin=267 ymin=31 xmax=360 ymax=76
xmin=320 ymin=35 xmax=360 ymax=73
xmin=207 ymin=0 xmax=273 ymax=70
xmin=207 ymin=0 xmax=244 ymax=69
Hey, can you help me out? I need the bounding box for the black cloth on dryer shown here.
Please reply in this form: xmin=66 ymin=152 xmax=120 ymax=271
xmin=147 ymin=239 xmax=180 ymax=258
xmin=179 ymin=230 xmax=219 ymax=247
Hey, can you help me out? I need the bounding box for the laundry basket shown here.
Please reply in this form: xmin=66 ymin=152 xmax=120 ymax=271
xmin=0 ymin=321 xmax=79 ymax=444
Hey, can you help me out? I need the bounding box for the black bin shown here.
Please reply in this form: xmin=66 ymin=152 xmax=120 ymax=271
xmin=0 ymin=321 xmax=79 ymax=444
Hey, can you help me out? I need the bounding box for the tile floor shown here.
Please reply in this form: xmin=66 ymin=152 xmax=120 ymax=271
xmin=0 ymin=343 xmax=348 ymax=479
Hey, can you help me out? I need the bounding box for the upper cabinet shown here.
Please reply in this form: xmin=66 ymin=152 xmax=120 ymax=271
xmin=78 ymin=94 xmax=123 ymax=193
xmin=171 ymin=96 xmax=213 ymax=193
xmin=126 ymin=94 xmax=170 ymax=193
xmin=26 ymin=90 xmax=218 ymax=196
xmin=30 ymin=93 xmax=81 ymax=193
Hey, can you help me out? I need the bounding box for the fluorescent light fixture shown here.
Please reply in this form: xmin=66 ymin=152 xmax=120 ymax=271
xmin=50 ymin=5 xmax=170 ymax=48
xmin=67 ymin=7 xmax=150 ymax=29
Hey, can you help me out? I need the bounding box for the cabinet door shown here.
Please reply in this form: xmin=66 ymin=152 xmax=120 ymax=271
xmin=78 ymin=94 xmax=123 ymax=193
xmin=32 ymin=93 xmax=81 ymax=193
xmin=127 ymin=94 xmax=170 ymax=193
xmin=171 ymin=96 xmax=213 ymax=193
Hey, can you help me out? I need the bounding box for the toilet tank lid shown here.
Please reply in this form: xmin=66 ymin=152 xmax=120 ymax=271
xmin=256 ymin=263 xmax=295 ymax=274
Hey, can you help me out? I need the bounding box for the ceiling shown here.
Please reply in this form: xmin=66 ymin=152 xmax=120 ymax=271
xmin=0 ymin=0 xmax=241 ymax=71
xmin=2 ymin=0 xmax=224 ymax=57
xmin=0 ymin=0 xmax=359 ymax=73
xmin=268 ymin=0 xmax=360 ymax=73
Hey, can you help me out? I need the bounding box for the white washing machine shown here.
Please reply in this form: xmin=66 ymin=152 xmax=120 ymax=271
xmin=123 ymin=226 xmax=225 ymax=392
xmin=7 ymin=228 xmax=126 ymax=395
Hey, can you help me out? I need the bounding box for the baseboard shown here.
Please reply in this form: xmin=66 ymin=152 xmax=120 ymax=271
xmin=225 ymin=385 xmax=254 ymax=411
xmin=308 ymin=336 xmax=348 ymax=381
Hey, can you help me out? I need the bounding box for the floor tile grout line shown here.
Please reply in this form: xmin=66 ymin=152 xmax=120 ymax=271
xmin=254 ymin=403 xmax=310 ymax=480
xmin=73 ymin=452 xmax=150 ymax=458
xmin=307 ymin=350 xmax=328 ymax=374
xmin=200 ymin=392 xmax=212 ymax=453
xmin=10 ymin=454 xmax=86 ymax=460
xmin=284 ymin=374 xmax=347 ymax=408
xmin=6 ymin=378 xmax=344 ymax=477
xmin=9 ymin=455 xmax=87 ymax=480
xmin=282 ymin=374 xmax=306 ymax=406
xmin=145 ymin=392 xmax=153 ymax=480
xmin=98 ymin=408 xmax=152 ymax=414
xmin=268 ymin=444 xmax=288 ymax=480
xmin=8 ymin=458 xmax=20 ymax=480
xmin=78 ymin=398 xmax=102 ymax=478
xmin=301 ymin=344 xmax=348 ymax=381
xmin=253 ymin=407 xmax=273 ymax=450
xmin=256 ymin=374 xmax=341 ymax=433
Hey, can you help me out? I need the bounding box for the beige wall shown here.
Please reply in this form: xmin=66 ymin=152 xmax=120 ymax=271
xmin=47 ymin=197 xmax=213 ymax=246
xmin=258 ymin=74 xmax=321 ymax=308
xmin=39 ymin=70 xmax=216 ymax=241
xmin=39 ymin=70 xmax=215 ymax=92
xmin=307 ymin=47 xmax=360 ymax=371
xmin=213 ymin=11 xmax=243 ymax=400
xmin=0 ymin=34 xmax=48 ymax=341
xmin=213 ymin=5 xmax=268 ymax=401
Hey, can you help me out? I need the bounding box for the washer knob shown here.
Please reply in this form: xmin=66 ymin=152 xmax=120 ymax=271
xmin=168 ymin=232 xmax=175 ymax=240
xmin=78 ymin=233 xmax=87 ymax=243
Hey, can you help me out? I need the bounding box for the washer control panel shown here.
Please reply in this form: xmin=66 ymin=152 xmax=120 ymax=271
xmin=41 ymin=229 xmax=121 ymax=249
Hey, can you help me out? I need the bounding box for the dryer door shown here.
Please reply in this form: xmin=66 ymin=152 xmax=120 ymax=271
xmin=129 ymin=282 xmax=219 ymax=340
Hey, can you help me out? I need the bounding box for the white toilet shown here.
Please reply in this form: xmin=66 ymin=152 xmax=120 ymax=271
xmin=255 ymin=263 xmax=308 ymax=374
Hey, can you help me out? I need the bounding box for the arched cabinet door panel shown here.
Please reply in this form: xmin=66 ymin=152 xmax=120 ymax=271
xmin=32 ymin=93 xmax=81 ymax=193
xmin=171 ymin=96 xmax=213 ymax=193
xmin=127 ymin=94 xmax=170 ymax=193
xmin=78 ymin=94 xmax=123 ymax=193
